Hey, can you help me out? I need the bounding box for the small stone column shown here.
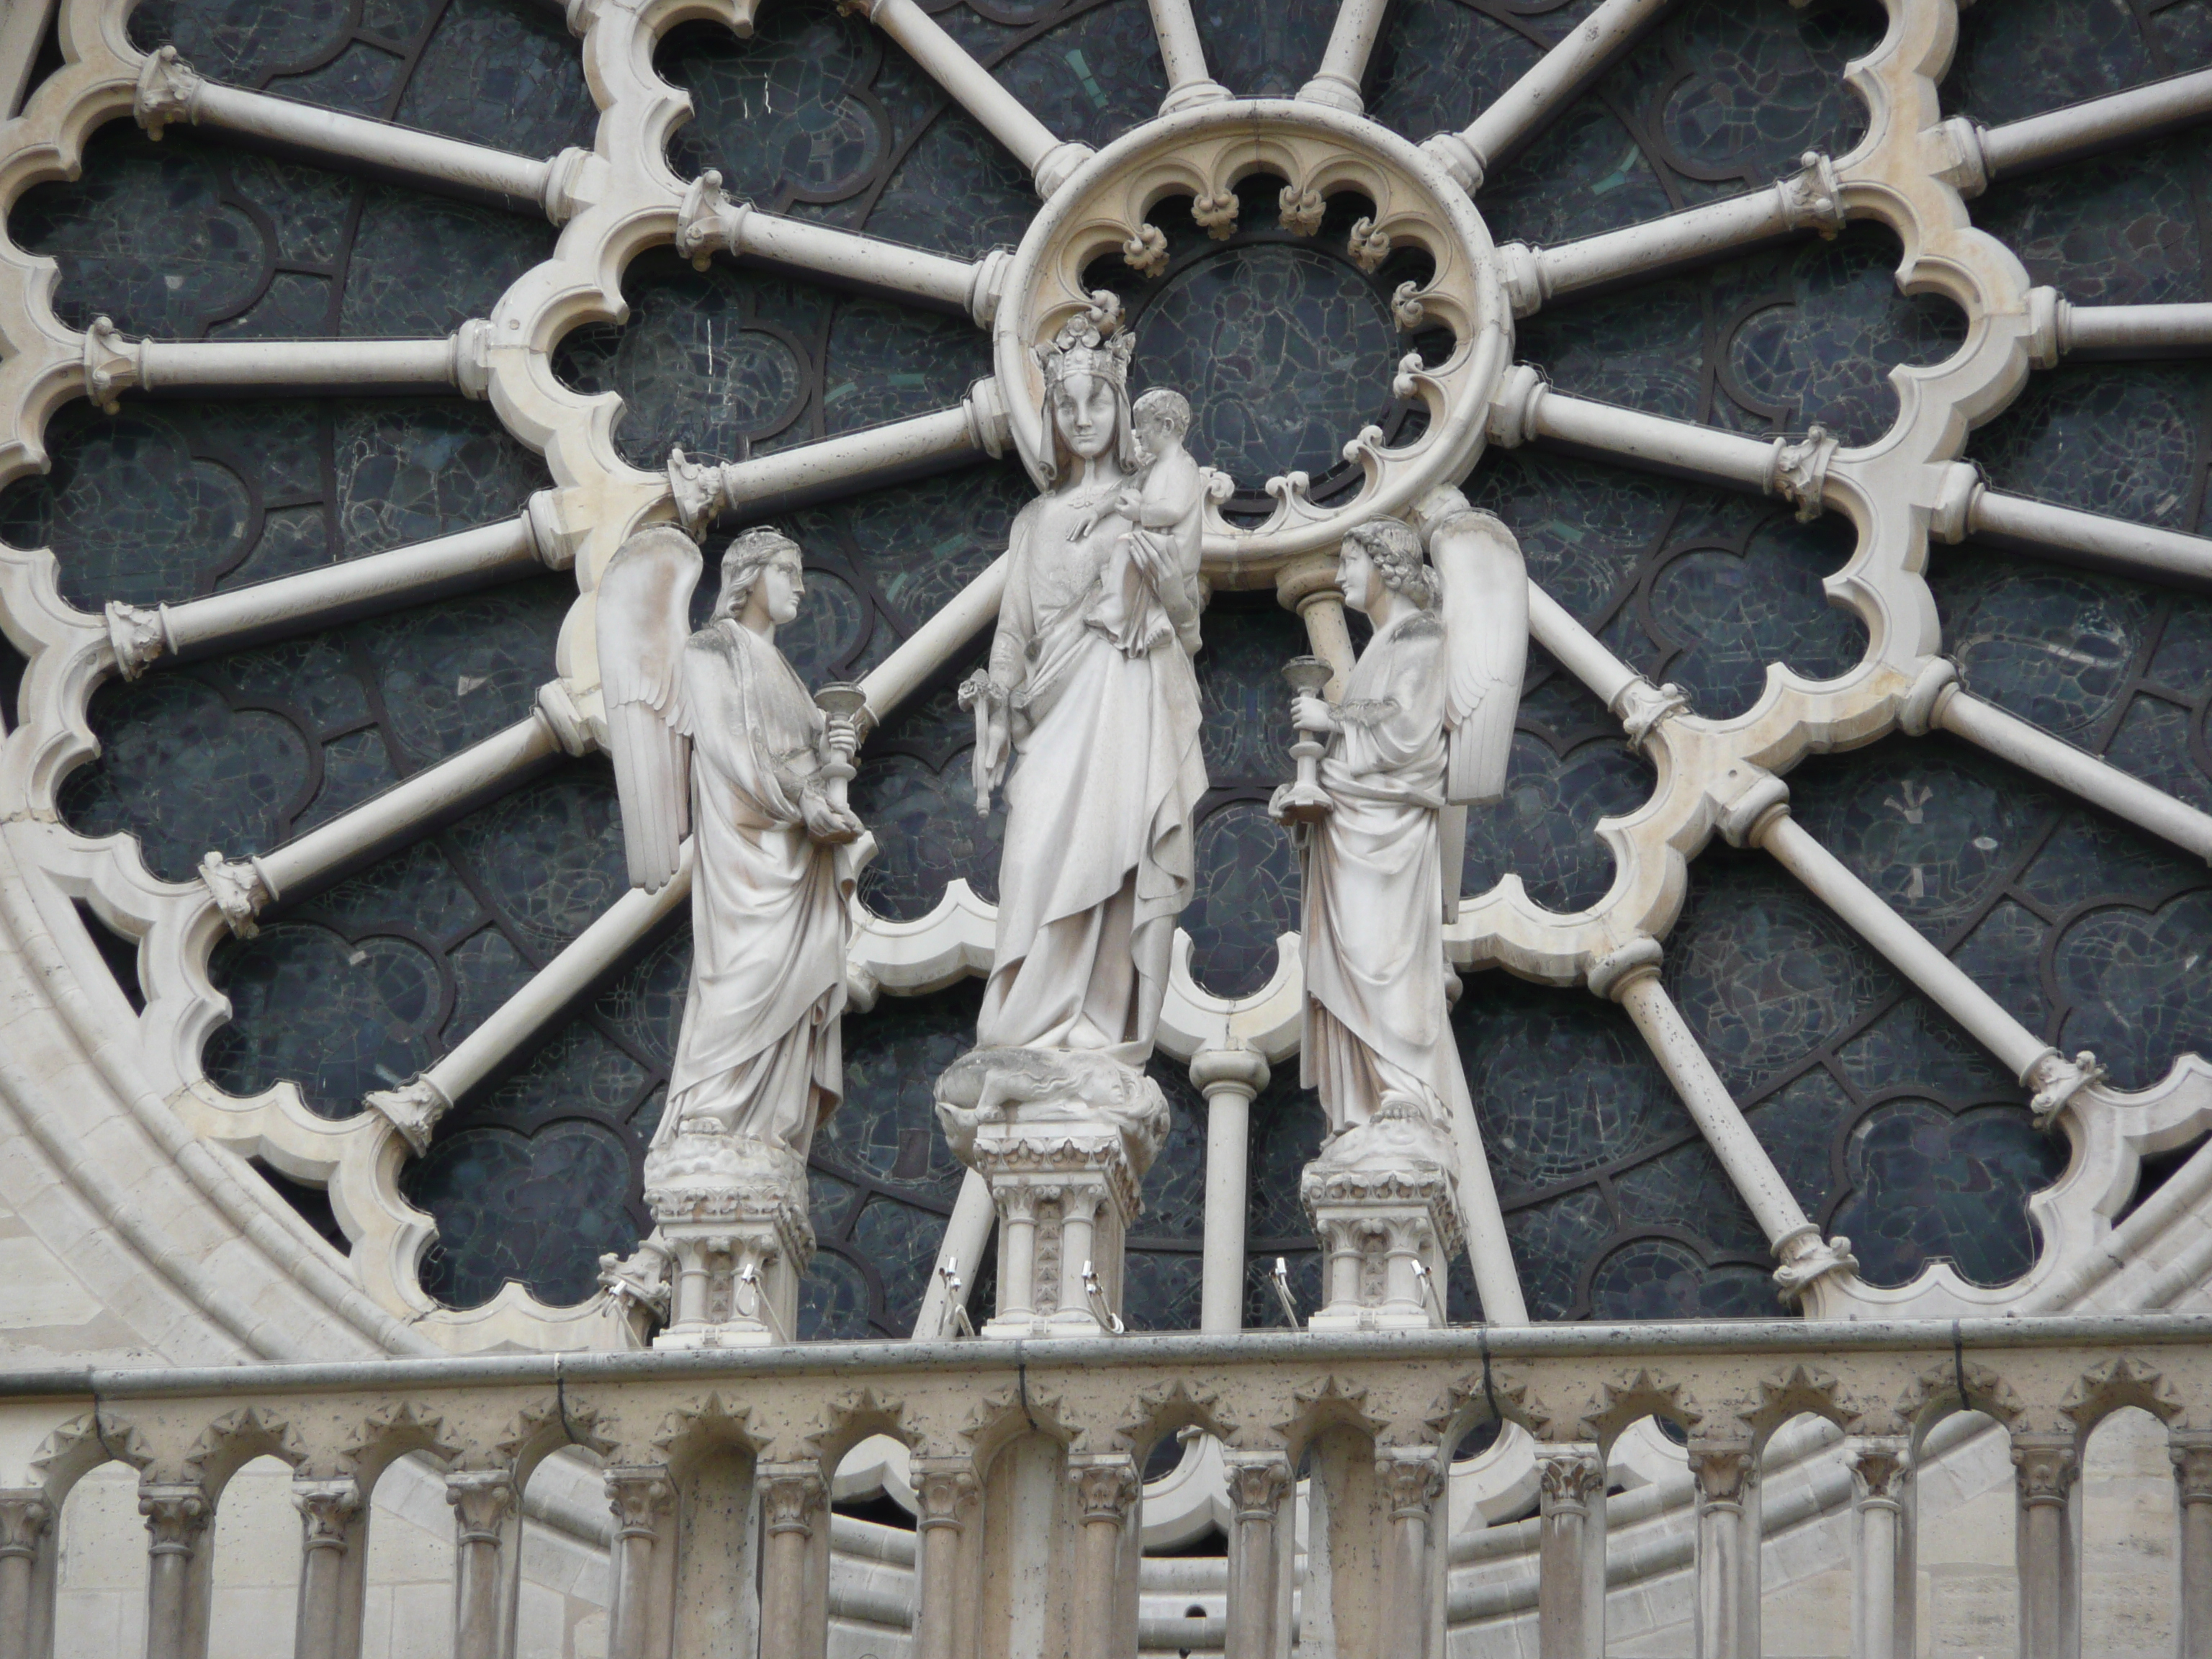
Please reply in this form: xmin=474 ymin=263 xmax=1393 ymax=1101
xmin=2011 ymin=1432 xmax=2077 ymax=1659
xmin=645 ymin=1130 xmax=813 ymax=1348
xmin=912 ymin=1460 xmax=980 ymax=1659
xmin=1536 ymin=1446 xmax=1606 ymax=1659
xmin=604 ymin=1465 xmax=675 ymax=1659
xmin=1377 ymin=1449 xmax=1445 ymax=1659
xmin=1847 ymin=1438 xmax=1907 ymax=1659
xmin=756 ymin=1465 xmax=826 ymax=1659
xmin=445 ymin=1470 xmax=517 ymax=1659
xmin=2172 ymin=1431 xmax=2212 ymax=1659
xmin=0 ymin=1491 xmax=53 ymax=1659
xmin=1068 ymin=1457 xmax=1141 ymax=1659
xmin=1688 ymin=1442 xmax=1757 ymax=1659
xmin=291 ymin=1478 xmax=362 ymax=1659
xmin=935 ymin=1048 xmax=1171 ymax=1338
xmin=1300 ymin=1102 xmax=1462 ymax=1331
xmin=140 ymin=1482 xmax=213 ymax=1659
xmin=1277 ymin=552 xmax=1355 ymax=698
xmin=1223 ymin=1454 xmax=1291 ymax=1659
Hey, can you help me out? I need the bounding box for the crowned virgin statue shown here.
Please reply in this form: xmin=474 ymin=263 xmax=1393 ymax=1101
xmin=962 ymin=295 xmax=1209 ymax=1063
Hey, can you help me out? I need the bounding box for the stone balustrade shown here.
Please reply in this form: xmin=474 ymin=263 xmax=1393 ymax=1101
xmin=4 ymin=1316 xmax=2211 ymax=1658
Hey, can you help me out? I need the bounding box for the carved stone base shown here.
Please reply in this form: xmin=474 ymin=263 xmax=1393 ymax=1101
xmin=935 ymin=1047 xmax=1171 ymax=1339
xmin=1299 ymin=1099 xmax=1465 ymax=1332
xmin=643 ymin=1129 xmax=812 ymax=1349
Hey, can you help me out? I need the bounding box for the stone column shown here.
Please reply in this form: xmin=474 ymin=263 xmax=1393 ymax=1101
xmin=1377 ymin=1449 xmax=1444 ymax=1659
xmin=1143 ymin=0 xmax=1231 ymax=111
xmin=1277 ymin=552 xmax=1354 ymax=699
xmin=290 ymin=1478 xmax=361 ymax=1659
xmin=912 ymin=1460 xmax=979 ymax=1659
xmin=0 ymin=1491 xmax=53 ymax=1659
xmin=605 ymin=1466 xmax=674 ymax=1659
xmin=445 ymin=1470 xmax=516 ymax=1659
xmin=1847 ymin=1439 xmax=1907 ymax=1659
xmin=936 ymin=1049 xmax=1170 ymax=1339
xmin=1536 ymin=1447 xmax=1606 ymax=1659
xmin=1221 ymin=1453 xmax=1291 ymax=1659
xmin=757 ymin=1465 xmax=826 ymax=1659
xmin=1688 ymin=1443 xmax=1756 ymax=1659
xmin=1192 ymin=1047 xmax=1269 ymax=1334
xmin=2011 ymin=1432 xmax=2077 ymax=1659
xmin=140 ymin=1483 xmax=213 ymax=1659
xmin=1300 ymin=1102 xmax=1462 ymax=1331
xmin=1068 ymin=1457 xmax=1141 ymax=1659
xmin=2172 ymin=1431 xmax=2212 ymax=1659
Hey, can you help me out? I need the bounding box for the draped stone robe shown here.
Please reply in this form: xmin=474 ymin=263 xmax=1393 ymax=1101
xmin=1298 ymin=606 xmax=1470 ymax=1133
xmin=662 ymin=618 xmax=861 ymax=1160
xmin=977 ymin=487 xmax=1208 ymax=1063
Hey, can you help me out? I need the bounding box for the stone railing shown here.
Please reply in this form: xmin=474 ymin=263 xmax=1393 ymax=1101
xmin=3 ymin=1316 xmax=2211 ymax=1659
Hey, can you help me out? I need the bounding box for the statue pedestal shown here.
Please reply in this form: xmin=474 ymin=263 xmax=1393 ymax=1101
xmin=1300 ymin=1100 xmax=1465 ymax=1332
xmin=935 ymin=1048 xmax=1170 ymax=1339
xmin=642 ymin=1130 xmax=812 ymax=1349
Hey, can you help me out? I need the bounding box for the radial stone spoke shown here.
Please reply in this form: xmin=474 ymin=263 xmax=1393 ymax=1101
xmin=2054 ymin=297 xmax=2212 ymax=360
xmin=1525 ymin=584 xmax=1689 ymax=750
xmin=1959 ymin=482 xmax=2212 ymax=587
xmin=1297 ymin=0 xmax=1395 ymax=114
xmin=81 ymin=319 xmax=491 ymax=411
xmin=135 ymin=47 xmax=595 ymax=222
xmin=667 ymin=381 xmax=1012 ymax=535
xmin=1143 ymin=0 xmax=1231 ymax=112
xmin=839 ymin=0 xmax=1092 ymax=197
xmin=361 ymin=554 xmax=1015 ymax=1150
xmin=103 ymin=498 xmax=565 ymax=678
xmin=1490 ymin=367 xmax=1807 ymax=501
xmin=1424 ymin=0 xmax=1677 ymax=192
xmin=678 ymin=176 xmax=1009 ymax=325
xmin=913 ymin=1170 xmax=995 ymax=1339
xmin=1588 ymin=940 xmax=1857 ymax=1301
xmin=1720 ymin=773 xmax=2105 ymax=1130
xmin=1961 ymin=65 xmax=2212 ymax=187
xmin=1903 ymin=661 xmax=2212 ymax=866
xmin=199 ymin=691 xmax=590 ymax=940
xmin=1499 ymin=153 xmax=1843 ymax=316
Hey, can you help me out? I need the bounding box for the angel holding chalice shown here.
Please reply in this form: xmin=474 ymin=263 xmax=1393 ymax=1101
xmin=595 ymin=523 xmax=872 ymax=1195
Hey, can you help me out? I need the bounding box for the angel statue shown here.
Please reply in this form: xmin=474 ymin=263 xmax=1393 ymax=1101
xmin=1271 ymin=500 xmax=1530 ymax=1326
xmin=593 ymin=523 xmax=871 ymax=1346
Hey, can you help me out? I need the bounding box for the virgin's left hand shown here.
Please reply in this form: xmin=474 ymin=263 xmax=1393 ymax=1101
xmin=1291 ymin=692 xmax=1339 ymax=734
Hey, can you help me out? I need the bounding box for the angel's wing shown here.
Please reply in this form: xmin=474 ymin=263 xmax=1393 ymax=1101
xmin=1431 ymin=509 xmax=1529 ymax=806
xmin=596 ymin=526 xmax=702 ymax=893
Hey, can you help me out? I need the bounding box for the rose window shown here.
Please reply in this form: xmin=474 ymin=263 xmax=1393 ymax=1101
xmin=1 ymin=0 xmax=2211 ymax=1361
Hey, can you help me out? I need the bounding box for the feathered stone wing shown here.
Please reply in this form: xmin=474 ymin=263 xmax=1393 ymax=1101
xmin=596 ymin=526 xmax=702 ymax=892
xmin=1432 ymin=509 xmax=1529 ymax=806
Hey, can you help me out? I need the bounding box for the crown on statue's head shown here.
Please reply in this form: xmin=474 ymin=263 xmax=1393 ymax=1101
xmin=1038 ymin=290 xmax=1136 ymax=393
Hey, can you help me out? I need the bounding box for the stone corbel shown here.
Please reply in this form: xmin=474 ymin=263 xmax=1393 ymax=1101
xmin=105 ymin=601 xmax=171 ymax=680
xmin=1609 ymin=677 xmax=1689 ymax=754
xmin=82 ymin=317 xmax=143 ymax=413
xmin=1768 ymin=423 xmax=1838 ymax=522
xmin=1346 ymin=216 xmax=1390 ymax=273
xmin=1192 ymin=192 xmax=1238 ymax=239
xmin=135 ymin=45 xmax=204 ymax=139
xmin=665 ymin=446 xmax=729 ymax=540
xmin=1277 ymin=184 xmax=1326 ymax=237
xmin=197 ymin=850 xmax=274 ymax=939
xmin=1120 ymin=223 xmax=1168 ymax=278
xmin=1772 ymin=1228 xmax=1858 ymax=1300
xmin=364 ymin=1075 xmax=456 ymax=1156
xmin=2026 ymin=1048 xmax=2108 ymax=1131
xmin=675 ymin=169 xmax=750 ymax=269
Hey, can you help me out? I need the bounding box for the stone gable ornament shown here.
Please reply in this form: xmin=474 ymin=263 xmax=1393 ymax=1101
xmin=593 ymin=523 xmax=874 ymax=1347
xmin=940 ymin=292 xmax=1210 ymax=1337
xmin=1272 ymin=502 xmax=1529 ymax=1330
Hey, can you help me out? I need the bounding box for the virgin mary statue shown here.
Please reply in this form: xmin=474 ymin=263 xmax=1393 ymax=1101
xmin=964 ymin=296 xmax=1208 ymax=1063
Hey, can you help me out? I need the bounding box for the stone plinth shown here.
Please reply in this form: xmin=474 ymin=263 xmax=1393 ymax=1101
xmin=1300 ymin=1099 xmax=1465 ymax=1331
xmin=642 ymin=1128 xmax=812 ymax=1349
xmin=935 ymin=1048 xmax=1171 ymax=1339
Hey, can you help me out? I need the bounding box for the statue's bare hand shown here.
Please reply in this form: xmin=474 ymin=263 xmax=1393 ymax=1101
xmin=1291 ymin=692 xmax=1340 ymax=734
xmin=802 ymin=789 xmax=862 ymax=844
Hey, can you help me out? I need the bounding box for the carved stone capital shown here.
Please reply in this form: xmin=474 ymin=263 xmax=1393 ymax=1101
xmin=140 ymin=1483 xmax=212 ymax=1556
xmin=675 ymin=169 xmax=750 ymax=268
xmin=1714 ymin=768 xmax=1790 ymax=850
xmin=2024 ymin=1048 xmax=2107 ymax=1130
xmin=757 ymin=1466 xmax=826 ymax=1537
xmin=1687 ymin=1443 xmax=1755 ymax=1511
xmin=82 ymin=316 xmax=143 ymax=413
xmin=0 ymin=1491 xmax=53 ymax=1559
xmin=1419 ymin=130 xmax=1484 ymax=194
xmin=444 ymin=1470 xmax=516 ymax=1544
xmin=364 ymin=1074 xmax=454 ymax=1156
xmin=135 ymin=45 xmax=204 ymax=138
xmin=451 ymin=318 xmax=493 ymax=400
xmin=1775 ymin=149 xmax=1845 ymax=235
xmin=1848 ymin=1438 xmax=1909 ymax=1511
xmin=912 ymin=1461 xmax=979 ymax=1532
xmin=1768 ymin=423 xmax=1839 ymax=522
xmin=1610 ymin=678 xmax=1690 ymax=752
xmin=292 ymin=1478 xmax=361 ymax=1552
xmin=197 ymin=850 xmax=272 ymax=939
xmin=1536 ymin=1449 xmax=1605 ymax=1513
xmin=2011 ymin=1435 xmax=2076 ymax=1507
xmin=1376 ymin=1449 xmax=1445 ymax=1519
xmin=1069 ymin=1457 xmax=1141 ymax=1527
xmin=1030 ymin=140 xmax=1094 ymax=201
xmin=666 ymin=446 xmax=729 ymax=540
xmin=1225 ymin=1455 xmax=1292 ymax=1522
xmin=105 ymin=601 xmax=169 ymax=678
xmin=1897 ymin=657 xmax=1961 ymax=737
xmin=1586 ymin=937 xmax=1663 ymax=1002
xmin=1772 ymin=1228 xmax=1858 ymax=1302
xmin=1190 ymin=1045 xmax=1269 ymax=1102
xmin=2172 ymin=1432 xmax=2212 ymax=1506
xmin=604 ymin=1465 xmax=675 ymax=1541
